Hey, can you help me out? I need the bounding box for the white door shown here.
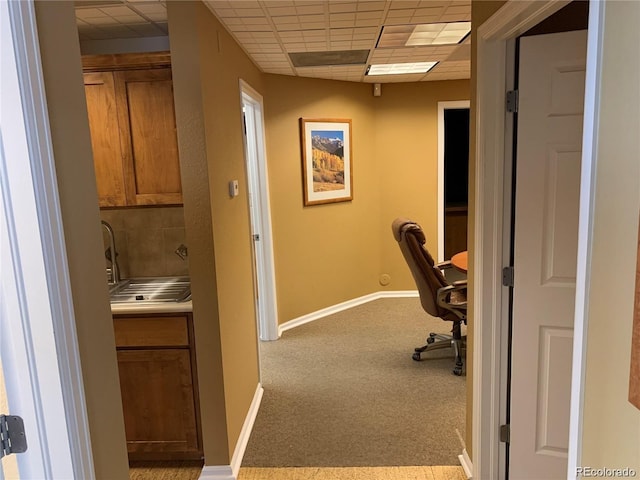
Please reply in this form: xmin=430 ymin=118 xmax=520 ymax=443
xmin=240 ymin=82 xmax=279 ymax=342
xmin=510 ymin=30 xmax=587 ymax=479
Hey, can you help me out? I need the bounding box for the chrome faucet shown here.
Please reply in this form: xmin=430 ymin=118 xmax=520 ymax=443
xmin=101 ymin=220 xmax=120 ymax=285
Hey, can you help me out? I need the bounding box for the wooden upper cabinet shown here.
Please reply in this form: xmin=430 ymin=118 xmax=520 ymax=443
xmin=83 ymin=53 xmax=182 ymax=208
xmin=115 ymin=68 xmax=182 ymax=206
xmin=84 ymin=72 xmax=127 ymax=207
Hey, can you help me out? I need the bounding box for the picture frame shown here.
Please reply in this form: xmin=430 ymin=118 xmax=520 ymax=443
xmin=300 ymin=118 xmax=353 ymax=206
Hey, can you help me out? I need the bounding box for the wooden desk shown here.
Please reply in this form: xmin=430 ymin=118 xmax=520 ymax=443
xmin=451 ymin=251 xmax=468 ymax=273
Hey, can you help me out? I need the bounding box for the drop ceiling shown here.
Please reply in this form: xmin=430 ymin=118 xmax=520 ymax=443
xmin=75 ymin=1 xmax=471 ymax=83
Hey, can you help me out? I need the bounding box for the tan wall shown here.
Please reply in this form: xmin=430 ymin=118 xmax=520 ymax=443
xmin=264 ymin=75 xmax=381 ymax=322
xmin=34 ymin=2 xmax=130 ymax=478
xmin=265 ymin=75 xmax=469 ymax=323
xmin=376 ymin=81 xmax=470 ymax=290
xmin=169 ymin=1 xmax=263 ymax=462
xmin=196 ymin=2 xmax=264 ymax=458
xmin=581 ymin=0 xmax=640 ymax=469
xmin=469 ymin=0 xmax=507 ymax=458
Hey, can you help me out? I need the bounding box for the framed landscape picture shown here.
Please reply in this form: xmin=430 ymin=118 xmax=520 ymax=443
xmin=300 ymin=118 xmax=352 ymax=206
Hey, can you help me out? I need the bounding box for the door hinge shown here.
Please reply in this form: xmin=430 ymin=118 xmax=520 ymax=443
xmin=500 ymin=424 xmax=510 ymax=443
xmin=502 ymin=266 xmax=514 ymax=287
xmin=506 ymin=89 xmax=519 ymax=113
xmin=0 ymin=415 xmax=27 ymax=459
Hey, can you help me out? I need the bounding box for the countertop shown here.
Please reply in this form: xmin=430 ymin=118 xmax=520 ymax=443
xmin=111 ymin=300 xmax=193 ymax=315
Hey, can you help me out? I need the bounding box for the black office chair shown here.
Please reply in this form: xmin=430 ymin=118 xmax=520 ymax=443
xmin=391 ymin=218 xmax=467 ymax=375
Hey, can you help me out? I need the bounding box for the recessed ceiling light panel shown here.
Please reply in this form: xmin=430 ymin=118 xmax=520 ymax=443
xmin=366 ymin=61 xmax=438 ymax=76
xmin=378 ymin=22 xmax=471 ymax=48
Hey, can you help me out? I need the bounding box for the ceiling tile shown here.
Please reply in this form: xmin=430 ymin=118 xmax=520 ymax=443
xmin=445 ymin=5 xmax=471 ymax=16
xmin=266 ymin=6 xmax=297 ymax=16
xmin=330 ymin=12 xmax=356 ymax=21
xmin=296 ymin=4 xmax=324 ymax=15
xmin=385 ymin=9 xmax=413 ymax=18
xmin=208 ymin=1 xmax=234 ymax=8
xmin=328 ymin=3 xmax=358 ymax=13
xmin=278 ymin=30 xmax=304 ymax=38
xmin=331 ymin=20 xmax=356 ymax=28
xmin=113 ymin=14 xmax=146 ymax=24
xmin=299 ymin=14 xmax=325 ymax=23
xmin=99 ymin=6 xmax=135 ymax=16
xmin=441 ymin=13 xmax=467 ymax=22
xmin=356 ymin=11 xmax=384 ymax=20
xmin=302 ymin=29 xmax=326 ymax=38
xmin=75 ymin=8 xmax=108 ymax=19
xmin=357 ymin=1 xmax=386 ymax=12
xmin=130 ymin=3 xmax=166 ymax=15
xmin=214 ymin=8 xmax=236 ymax=18
xmin=82 ymin=16 xmax=121 ymax=26
xmin=277 ymin=23 xmax=304 ymax=31
xmin=242 ymin=17 xmax=269 ymax=25
xmin=418 ymin=0 xmax=449 ymax=7
xmin=272 ymin=15 xmax=299 ymax=24
xmin=387 ymin=1 xmax=421 ymax=10
xmin=234 ymin=8 xmax=264 ymax=16
xmin=76 ymin=0 xmax=473 ymax=84
xmin=144 ymin=13 xmax=166 ymax=22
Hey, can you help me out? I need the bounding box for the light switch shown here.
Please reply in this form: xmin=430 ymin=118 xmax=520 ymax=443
xmin=229 ymin=180 xmax=239 ymax=197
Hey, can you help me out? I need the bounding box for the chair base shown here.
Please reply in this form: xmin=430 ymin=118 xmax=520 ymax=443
xmin=412 ymin=329 xmax=465 ymax=376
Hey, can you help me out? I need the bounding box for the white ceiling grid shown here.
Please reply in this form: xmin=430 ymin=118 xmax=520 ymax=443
xmin=75 ymin=0 xmax=471 ymax=83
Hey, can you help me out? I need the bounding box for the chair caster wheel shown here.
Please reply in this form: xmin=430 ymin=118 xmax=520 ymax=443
xmin=453 ymin=366 xmax=463 ymax=376
xmin=412 ymin=352 xmax=422 ymax=361
xmin=426 ymin=337 xmax=435 ymax=344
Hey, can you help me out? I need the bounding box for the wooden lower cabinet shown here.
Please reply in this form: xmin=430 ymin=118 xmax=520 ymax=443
xmin=113 ymin=314 xmax=202 ymax=461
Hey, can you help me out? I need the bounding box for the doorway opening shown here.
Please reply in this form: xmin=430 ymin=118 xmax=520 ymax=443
xmin=240 ymin=81 xmax=279 ymax=343
xmin=437 ymin=101 xmax=470 ymax=263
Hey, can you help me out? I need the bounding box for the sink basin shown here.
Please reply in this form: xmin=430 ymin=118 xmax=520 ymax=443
xmin=109 ymin=276 xmax=191 ymax=303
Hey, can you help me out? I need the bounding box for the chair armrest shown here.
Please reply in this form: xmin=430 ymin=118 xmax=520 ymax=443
xmin=436 ymin=283 xmax=467 ymax=320
xmin=436 ymin=260 xmax=453 ymax=270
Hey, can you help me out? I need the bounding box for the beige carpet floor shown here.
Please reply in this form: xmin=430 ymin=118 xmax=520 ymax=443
xmin=242 ymin=298 xmax=467 ymax=467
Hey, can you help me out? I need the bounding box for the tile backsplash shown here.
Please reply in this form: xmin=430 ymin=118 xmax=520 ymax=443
xmin=100 ymin=207 xmax=189 ymax=279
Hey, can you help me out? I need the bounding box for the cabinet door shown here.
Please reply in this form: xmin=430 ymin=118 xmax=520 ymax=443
xmin=117 ymin=348 xmax=200 ymax=459
xmin=84 ymin=72 xmax=127 ymax=207
xmin=114 ymin=68 xmax=183 ymax=206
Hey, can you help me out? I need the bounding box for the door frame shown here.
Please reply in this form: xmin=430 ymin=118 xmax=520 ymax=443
xmin=1 ymin=1 xmax=94 ymax=477
xmin=437 ymin=100 xmax=470 ymax=262
xmin=473 ymin=0 xmax=602 ymax=477
xmin=239 ymin=80 xmax=279 ymax=342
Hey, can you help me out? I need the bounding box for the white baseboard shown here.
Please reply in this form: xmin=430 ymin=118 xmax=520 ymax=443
xmin=278 ymin=290 xmax=418 ymax=336
xmin=198 ymin=465 xmax=234 ymax=480
xmin=199 ymin=384 xmax=264 ymax=480
xmin=230 ymin=384 xmax=263 ymax=476
xmin=458 ymin=448 xmax=473 ymax=479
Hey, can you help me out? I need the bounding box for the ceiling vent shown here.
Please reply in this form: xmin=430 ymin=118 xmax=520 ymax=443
xmin=289 ymin=50 xmax=370 ymax=68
